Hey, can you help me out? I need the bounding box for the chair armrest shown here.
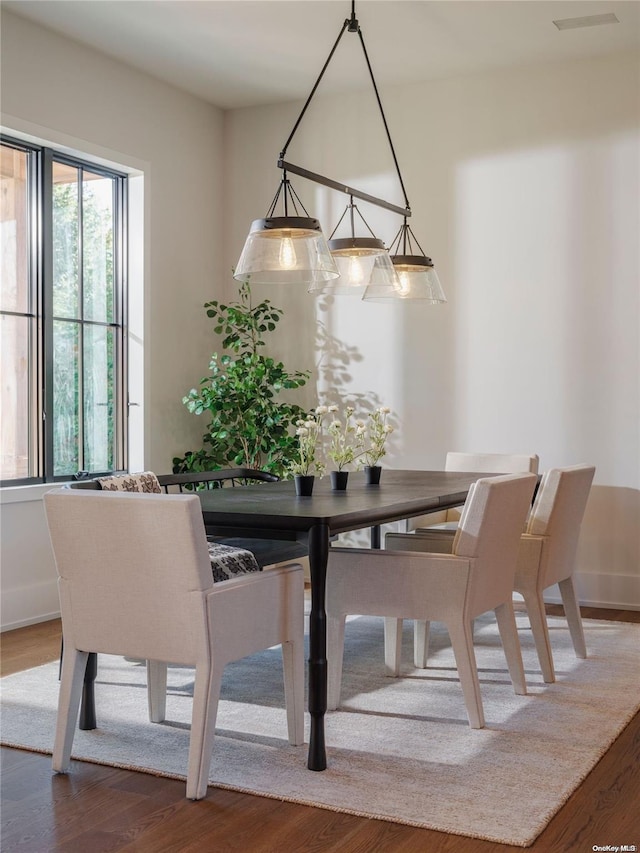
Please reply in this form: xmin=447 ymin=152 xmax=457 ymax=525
xmin=327 ymin=547 xmax=472 ymax=619
xmin=204 ymin=563 xmax=304 ymax=663
xmin=386 ymin=531 xmax=454 ymax=554
xmin=404 ymin=509 xmax=449 ymax=531
xmin=514 ymin=534 xmax=547 ymax=592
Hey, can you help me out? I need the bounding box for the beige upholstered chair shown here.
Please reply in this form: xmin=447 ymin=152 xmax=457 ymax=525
xmin=70 ymin=469 xmax=309 ymax=571
xmin=514 ymin=464 xmax=595 ymax=682
xmin=389 ymin=465 xmax=595 ymax=684
xmin=327 ymin=473 xmax=537 ymax=729
xmin=406 ymin=451 xmax=539 ymax=534
xmin=44 ymin=488 xmax=305 ymax=800
xmin=394 ymin=452 xmax=539 ymax=668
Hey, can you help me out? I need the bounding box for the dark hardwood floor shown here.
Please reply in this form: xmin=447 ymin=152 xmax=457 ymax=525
xmin=2 ymin=607 xmax=639 ymax=852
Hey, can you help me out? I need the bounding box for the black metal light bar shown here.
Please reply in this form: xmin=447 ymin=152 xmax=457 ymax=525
xmin=278 ymin=159 xmax=410 ymax=218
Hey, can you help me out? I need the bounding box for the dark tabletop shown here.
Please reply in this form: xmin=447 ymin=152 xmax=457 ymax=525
xmin=198 ymin=469 xmax=484 ymax=538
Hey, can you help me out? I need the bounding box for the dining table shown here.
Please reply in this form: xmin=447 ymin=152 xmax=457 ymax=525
xmin=196 ymin=468 xmax=487 ymax=771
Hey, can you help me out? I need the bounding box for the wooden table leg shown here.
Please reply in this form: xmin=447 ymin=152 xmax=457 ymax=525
xmin=307 ymin=523 xmax=329 ymax=771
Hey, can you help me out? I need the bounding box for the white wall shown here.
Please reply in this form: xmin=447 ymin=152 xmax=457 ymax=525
xmin=224 ymin=52 xmax=640 ymax=609
xmin=1 ymin=9 xmax=226 ymax=469
xmin=1 ymin=12 xmax=637 ymax=629
xmin=1 ymin=10 xmax=225 ymax=628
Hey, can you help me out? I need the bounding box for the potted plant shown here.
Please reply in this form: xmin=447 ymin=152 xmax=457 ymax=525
xmin=289 ymin=407 xmax=327 ymax=496
xmin=173 ymin=281 xmax=310 ymax=479
xmin=326 ymin=405 xmax=365 ymax=490
xmin=363 ymin=406 xmax=394 ymax=484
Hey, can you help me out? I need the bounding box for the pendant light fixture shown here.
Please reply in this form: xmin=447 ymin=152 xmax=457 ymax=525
xmin=233 ymin=171 xmax=338 ymax=285
xmin=309 ymin=197 xmax=400 ymax=296
xmin=364 ymin=218 xmax=447 ymax=303
xmin=234 ymin=1 xmax=445 ymax=303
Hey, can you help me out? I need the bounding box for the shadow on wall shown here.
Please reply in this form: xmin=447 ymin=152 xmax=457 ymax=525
xmin=314 ymin=301 xmax=400 ymax=452
xmin=315 ymin=296 xmax=401 ymax=550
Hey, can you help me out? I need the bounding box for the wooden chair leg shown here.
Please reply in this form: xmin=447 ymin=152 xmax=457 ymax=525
xmin=327 ymin=614 xmax=346 ymax=711
xmin=383 ymin=617 xmax=403 ymax=676
xmin=558 ymin=576 xmax=587 ymax=659
xmin=447 ymin=620 xmax=485 ymax=729
xmin=521 ymin=588 xmax=556 ymax=683
xmin=495 ymin=602 xmax=527 ymax=695
xmin=53 ymin=645 xmax=89 ymax=773
xmin=414 ymin=620 xmax=431 ymax=669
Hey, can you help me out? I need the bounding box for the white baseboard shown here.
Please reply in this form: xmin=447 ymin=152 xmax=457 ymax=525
xmin=544 ymin=571 xmax=640 ymax=612
xmin=1 ymin=580 xmax=60 ymax=633
xmin=1 ymin=610 xmax=61 ymax=633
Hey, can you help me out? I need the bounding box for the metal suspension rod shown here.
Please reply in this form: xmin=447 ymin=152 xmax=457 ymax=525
xmin=277 ymin=0 xmax=412 ymax=219
xmin=329 ymin=204 xmax=350 ymax=239
xmin=287 ymin=180 xmax=312 ymax=217
xmin=357 ymin=28 xmax=411 ymax=211
xmin=280 ymin=17 xmax=350 ymax=159
xmin=266 ymin=178 xmax=285 ymax=217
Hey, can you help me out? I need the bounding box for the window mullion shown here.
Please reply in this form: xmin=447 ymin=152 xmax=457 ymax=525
xmin=77 ymin=167 xmax=85 ymax=473
xmin=41 ymin=148 xmax=54 ymax=481
xmin=117 ymin=176 xmax=128 ymax=471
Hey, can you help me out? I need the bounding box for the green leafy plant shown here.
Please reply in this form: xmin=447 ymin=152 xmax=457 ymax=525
xmin=173 ymin=281 xmax=310 ymax=478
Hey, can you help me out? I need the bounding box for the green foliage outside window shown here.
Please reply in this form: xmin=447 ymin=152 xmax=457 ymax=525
xmin=52 ymin=177 xmax=116 ymax=476
xmin=173 ymin=281 xmax=310 ymax=478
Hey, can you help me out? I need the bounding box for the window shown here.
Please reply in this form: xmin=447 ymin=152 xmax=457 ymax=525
xmin=1 ymin=136 xmax=128 ymax=484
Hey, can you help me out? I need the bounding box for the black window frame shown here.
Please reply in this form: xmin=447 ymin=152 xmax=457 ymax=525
xmin=0 ymin=134 xmax=128 ymax=486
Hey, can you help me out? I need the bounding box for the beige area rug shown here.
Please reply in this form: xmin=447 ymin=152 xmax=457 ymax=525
xmin=1 ymin=613 xmax=639 ymax=847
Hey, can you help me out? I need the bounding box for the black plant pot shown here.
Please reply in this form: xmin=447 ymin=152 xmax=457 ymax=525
xmin=294 ymin=475 xmax=315 ymax=497
xmin=330 ymin=470 xmax=349 ymax=491
xmin=364 ymin=465 xmax=382 ymax=485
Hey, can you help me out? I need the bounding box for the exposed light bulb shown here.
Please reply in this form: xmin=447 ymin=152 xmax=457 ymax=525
xmin=398 ymin=271 xmax=411 ymax=296
xmin=348 ymin=255 xmax=364 ymax=284
xmin=279 ymin=236 xmax=297 ymax=269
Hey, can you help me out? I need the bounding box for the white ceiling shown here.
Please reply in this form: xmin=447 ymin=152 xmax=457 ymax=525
xmin=5 ymin=0 xmax=640 ymax=109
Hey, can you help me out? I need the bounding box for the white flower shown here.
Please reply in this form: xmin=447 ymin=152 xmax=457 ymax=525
xmin=345 ymin=406 xmax=355 ymax=416
xmin=296 ymin=427 xmax=309 ymax=437
xmin=304 ymin=420 xmax=316 ymax=429
xmin=330 ymin=419 xmax=341 ymax=430
xmin=315 ymin=405 xmax=329 ymax=415
xmin=296 ymin=419 xmax=305 ymax=426
xmin=356 ymin=419 xmax=365 ymax=427
xmin=328 ymin=404 xmax=339 ymax=413
xmin=384 ymin=425 xmax=394 ymax=434
xmin=356 ymin=426 xmax=366 ymax=435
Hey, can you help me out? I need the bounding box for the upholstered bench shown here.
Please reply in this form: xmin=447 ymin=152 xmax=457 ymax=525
xmin=79 ymin=472 xmax=261 ymax=580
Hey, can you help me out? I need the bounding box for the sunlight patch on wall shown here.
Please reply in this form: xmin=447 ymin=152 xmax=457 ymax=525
xmin=453 ymin=132 xmax=639 ymax=483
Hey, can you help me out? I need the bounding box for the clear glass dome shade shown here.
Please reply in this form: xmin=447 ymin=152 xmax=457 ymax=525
xmin=395 ymin=258 xmax=446 ymax=303
xmin=364 ymin=255 xmax=446 ymax=302
xmin=309 ymin=239 xmax=382 ymax=294
xmin=359 ymin=252 xmax=402 ymax=300
xmin=234 ymin=217 xmax=339 ymax=285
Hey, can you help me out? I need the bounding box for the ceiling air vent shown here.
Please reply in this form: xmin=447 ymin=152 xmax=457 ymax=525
xmin=553 ymin=13 xmax=619 ymax=30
